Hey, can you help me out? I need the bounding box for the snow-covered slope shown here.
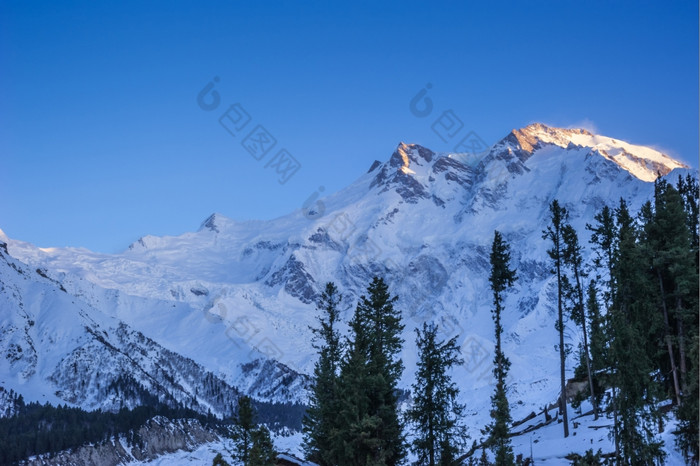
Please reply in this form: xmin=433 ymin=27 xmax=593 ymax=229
xmin=0 ymin=123 xmax=692 ymax=461
xmin=0 ymin=240 xmax=307 ymax=416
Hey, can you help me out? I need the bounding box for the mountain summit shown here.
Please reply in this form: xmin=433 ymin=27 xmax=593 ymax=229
xmin=369 ymin=124 xmax=687 ymax=210
xmin=496 ymin=123 xmax=687 ymax=181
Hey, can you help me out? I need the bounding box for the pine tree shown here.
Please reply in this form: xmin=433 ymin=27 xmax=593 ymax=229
xmin=335 ymin=276 xmax=406 ymax=465
xmin=231 ymin=396 xmax=255 ymax=465
xmin=645 ymin=179 xmax=699 ymax=462
xmin=675 ymin=173 xmax=700 ymax=463
xmin=483 ymin=230 xmax=516 ymax=464
xmin=477 ymin=448 xmax=490 ymax=466
xmin=608 ymin=198 xmax=665 ymax=464
xmin=542 ymin=199 xmax=570 ymax=438
xmin=228 ymin=395 xmax=278 ymax=466
xmin=406 ymin=322 xmax=467 ymax=465
xmin=676 ymin=333 xmax=699 ymax=464
xmin=587 ymin=205 xmax=617 ymax=310
xmin=249 ymin=425 xmax=277 ymax=466
xmin=303 ymin=282 xmax=343 ymax=465
xmin=562 ymin=223 xmax=598 ymax=419
xmin=587 ymin=204 xmax=618 ymax=451
xmin=585 ymin=280 xmax=606 ymax=409
xmin=677 ymin=173 xmax=699 ymax=256
xmin=641 ymin=180 xmax=689 ymax=406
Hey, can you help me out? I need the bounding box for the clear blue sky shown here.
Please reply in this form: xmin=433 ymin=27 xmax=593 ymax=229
xmin=1 ymin=1 xmax=697 ymax=252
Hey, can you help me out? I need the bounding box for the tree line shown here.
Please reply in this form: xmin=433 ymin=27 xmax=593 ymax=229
xmin=301 ymin=240 xmax=521 ymax=465
xmin=0 ymin=394 xmax=218 ymax=464
xmin=299 ymin=174 xmax=698 ymax=465
xmin=543 ymin=174 xmax=698 ymax=465
xmin=0 ymin=380 xmax=303 ymax=465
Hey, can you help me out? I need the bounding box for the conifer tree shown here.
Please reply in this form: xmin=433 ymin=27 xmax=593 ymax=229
xmin=562 ymin=223 xmax=598 ymax=419
xmin=677 ymin=173 xmax=699 ymax=255
xmin=608 ymin=198 xmax=665 ymax=464
xmin=406 ymin=322 xmax=466 ymax=465
xmin=229 ymin=396 xmax=277 ymax=466
xmin=542 ymin=199 xmax=570 ymax=438
xmin=675 ymin=174 xmax=700 ymax=464
xmin=587 ymin=205 xmax=617 ymax=310
xmin=651 ymin=180 xmax=697 ymax=393
xmin=585 ymin=281 xmax=606 ymax=401
xmin=303 ymin=282 xmax=343 ymax=465
xmin=249 ymin=425 xmax=277 ymax=466
xmin=644 ymin=179 xmax=699 ymax=461
xmin=477 ymin=448 xmax=490 ymax=466
xmin=587 ymin=204 xmax=619 ymax=451
xmin=483 ymin=230 xmax=517 ymax=464
xmin=336 ymin=277 xmax=405 ymax=465
xmin=231 ymin=396 xmax=256 ymax=465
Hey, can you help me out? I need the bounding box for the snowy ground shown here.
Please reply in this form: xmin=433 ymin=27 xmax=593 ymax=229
xmin=125 ymin=403 xmax=687 ymax=465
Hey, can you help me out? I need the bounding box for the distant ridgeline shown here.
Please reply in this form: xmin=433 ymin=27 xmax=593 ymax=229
xmin=0 ymin=386 xmax=304 ymax=465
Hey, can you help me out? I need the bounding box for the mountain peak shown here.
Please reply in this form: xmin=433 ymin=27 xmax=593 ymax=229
xmin=501 ymin=123 xmax=687 ymax=182
xmin=507 ymin=123 xmax=592 ymax=152
xmin=368 ymin=143 xmax=435 ymax=202
xmin=199 ymin=213 xmax=224 ymax=233
xmin=389 ymin=142 xmax=434 ymax=173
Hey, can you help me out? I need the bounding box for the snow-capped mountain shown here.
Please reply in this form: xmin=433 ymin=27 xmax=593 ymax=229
xmin=0 ymin=123 xmax=692 ymax=460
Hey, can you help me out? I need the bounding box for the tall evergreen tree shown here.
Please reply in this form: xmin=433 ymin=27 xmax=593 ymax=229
xmin=562 ymin=223 xmax=598 ymax=419
xmin=677 ymin=173 xmax=699 ymax=256
xmin=587 ymin=204 xmax=619 ymax=452
xmin=542 ymin=199 xmax=570 ymax=438
xmin=585 ymin=281 xmax=606 ymax=394
xmin=609 ymin=198 xmax=665 ymax=464
xmin=229 ymin=395 xmax=278 ymax=466
xmin=336 ymin=277 xmax=406 ymax=465
xmin=303 ymin=282 xmax=343 ymax=465
xmin=231 ymin=396 xmax=256 ymax=465
xmin=676 ymin=333 xmax=699 ymax=464
xmin=483 ymin=230 xmax=517 ymax=464
xmin=641 ymin=181 xmax=682 ymax=405
xmin=249 ymin=425 xmax=277 ymax=466
xmin=587 ymin=205 xmax=617 ymax=310
xmin=406 ymin=322 xmax=466 ymax=465
xmin=644 ymin=179 xmax=699 ymax=462
xmin=675 ymin=173 xmax=700 ymax=464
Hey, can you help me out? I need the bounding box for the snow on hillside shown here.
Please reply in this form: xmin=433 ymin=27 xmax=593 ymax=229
xmin=1 ymin=123 xmax=693 ymax=462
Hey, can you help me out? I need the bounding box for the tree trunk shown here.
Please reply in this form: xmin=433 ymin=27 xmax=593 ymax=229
xmin=657 ymin=272 xmax=682 ymax=406
xmin=580 ymin=312 xmax=598 ymax=419
xmin=429 ymin=407 xmax=435 ymax=466
xmin=557 ymin=259 xmax=569 ymax=438
xmin=575 ymin=271 xmax=598 ymax=420
xmin=676 ymin=297 xmax=687 ymax=395
xmin=612 ymin=385 xmax=620 ymax=462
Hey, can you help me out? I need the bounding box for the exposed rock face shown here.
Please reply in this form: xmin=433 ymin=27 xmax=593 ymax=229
xmin=266 ymin=254 xmax=318 ymax=304
xmin=24 ymin=416 xmax=219 ymax=466
xmin=370 ymin=142 xmax=434 ymax=203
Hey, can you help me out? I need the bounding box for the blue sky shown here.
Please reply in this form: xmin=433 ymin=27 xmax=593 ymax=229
xmin=1 ymin=1 xmax=698 ymax=252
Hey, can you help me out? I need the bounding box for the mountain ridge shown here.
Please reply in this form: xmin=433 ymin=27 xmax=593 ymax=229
xmin=0 ymin=122 xmax=695 ymax=462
